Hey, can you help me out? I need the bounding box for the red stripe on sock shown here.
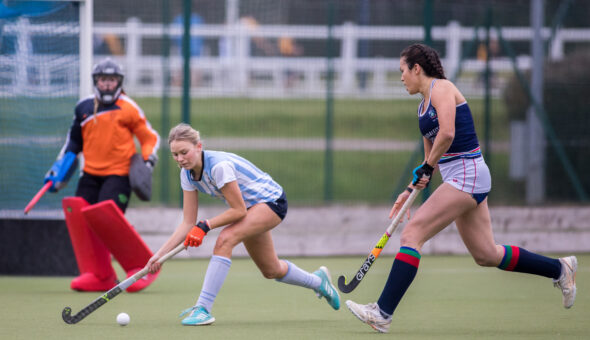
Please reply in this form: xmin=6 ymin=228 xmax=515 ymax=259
xmin=506 ymin=246 xmax=520 ymax=271
xmin=396 ymin=252 xmax=420 ymax=268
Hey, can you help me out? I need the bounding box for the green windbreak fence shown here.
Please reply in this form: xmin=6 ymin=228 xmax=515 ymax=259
xmin=2 ymin=0 xmax=589 ymax=212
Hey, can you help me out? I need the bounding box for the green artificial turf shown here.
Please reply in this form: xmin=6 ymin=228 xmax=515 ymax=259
xmin=1 ymin=254 xmax=587 ymax=340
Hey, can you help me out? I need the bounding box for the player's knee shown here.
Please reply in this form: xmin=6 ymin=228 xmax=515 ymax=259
xmin=399 ymin=232 xmax=412 ymax=246
xmin=399 ymin=225 xmax=423 ymax=249
xmin=213 ymin=231 xmax=239 ymax=253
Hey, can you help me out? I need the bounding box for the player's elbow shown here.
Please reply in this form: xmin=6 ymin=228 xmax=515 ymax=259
xmin=436 ymin=131 xmax=455 ymax=146
xmin=438 ymin=130 xmax=454 ymax=143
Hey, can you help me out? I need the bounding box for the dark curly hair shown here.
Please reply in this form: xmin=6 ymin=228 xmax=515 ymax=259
xmin=401 ymin=43 xmax=446 ymax=79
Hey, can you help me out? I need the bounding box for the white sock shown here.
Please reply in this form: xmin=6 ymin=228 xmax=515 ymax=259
xmin=196 ymin=255 xmax=232 ymax=313
xmin=276 ymin=260 xmax=321 ymax=290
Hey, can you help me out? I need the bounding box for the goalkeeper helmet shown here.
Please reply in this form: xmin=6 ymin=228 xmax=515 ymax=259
xmin=92 ymin=58 xmax=124 ymax=104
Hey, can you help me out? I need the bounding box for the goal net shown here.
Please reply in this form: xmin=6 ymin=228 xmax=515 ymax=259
xmin=0 ymin=2 xmax=81 ymax=212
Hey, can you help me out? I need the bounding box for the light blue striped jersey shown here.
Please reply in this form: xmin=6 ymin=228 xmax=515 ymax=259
xmin=180 ymin=150 xmax=283 ymax=208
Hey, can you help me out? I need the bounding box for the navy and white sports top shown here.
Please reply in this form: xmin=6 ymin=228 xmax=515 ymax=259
xmin=418 ymin=79 xmax=481 ymax=164
xmin=180 ymin=150 xmax=283 ymax=208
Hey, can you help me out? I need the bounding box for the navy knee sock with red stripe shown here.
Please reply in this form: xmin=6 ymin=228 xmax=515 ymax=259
xmin=377 ymin=247 xmax=421 ymax=317
xmin=497 ymin=245 xmax=561 ymax=279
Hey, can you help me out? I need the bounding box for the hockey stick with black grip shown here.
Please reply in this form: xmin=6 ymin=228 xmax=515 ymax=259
xmin=338 ymin=188 xmax=420 ymax=293
xmin=62 ymin=243 xmax=185 ymax=324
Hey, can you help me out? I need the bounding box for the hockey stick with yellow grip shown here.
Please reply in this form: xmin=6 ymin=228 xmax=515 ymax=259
xmin=337 ymin=188 xmax=421 ymax=293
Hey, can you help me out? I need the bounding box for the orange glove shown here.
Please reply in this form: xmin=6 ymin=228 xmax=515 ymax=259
xmin=184 ymin=220 xmax=210 ymax=247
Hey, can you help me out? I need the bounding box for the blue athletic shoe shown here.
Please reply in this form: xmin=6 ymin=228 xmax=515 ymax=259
xmin=313 ymin=266 xmax=340 ymax=310
xmin=179 ymin=305 xmax=215 ymax=326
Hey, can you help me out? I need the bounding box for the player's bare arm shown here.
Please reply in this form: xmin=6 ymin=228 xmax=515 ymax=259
xmin=208 ymin=180 xmax=247 ymax=229
xmin=425 ymin=80 xmax=456 ymax=166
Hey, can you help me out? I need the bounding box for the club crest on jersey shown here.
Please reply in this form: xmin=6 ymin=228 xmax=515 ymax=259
xmin=428 ymin=108 xmax=437 ymax=119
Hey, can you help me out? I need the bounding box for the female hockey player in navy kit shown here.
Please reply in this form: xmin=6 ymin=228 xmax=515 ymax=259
xmin=147 ymin=123 xmax=340 ymax=326
xmin=345 ymin=43 xmax=577 ymax=333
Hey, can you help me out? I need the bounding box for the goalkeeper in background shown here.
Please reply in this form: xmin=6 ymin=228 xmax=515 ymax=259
xmin=44 ymin=58 xmax=161 ymax=293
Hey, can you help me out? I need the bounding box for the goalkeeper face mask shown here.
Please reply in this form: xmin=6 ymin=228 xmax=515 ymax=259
xmin=94 ymin=75 xmax=122 ymax=104
xmin=92 ymin=58 xmax=124 ymax=104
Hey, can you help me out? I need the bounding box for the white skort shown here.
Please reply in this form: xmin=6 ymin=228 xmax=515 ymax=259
xmin=438 ymin=156 xmax=491 ymax=202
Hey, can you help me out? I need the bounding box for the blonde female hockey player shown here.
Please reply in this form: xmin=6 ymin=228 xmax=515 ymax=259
xmin=147 ymin=123 xmax=340 ymax=326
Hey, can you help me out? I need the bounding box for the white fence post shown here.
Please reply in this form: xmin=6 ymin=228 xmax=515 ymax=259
xmin=236 ymin=22 xmax=249 ymax=93
xmin=340 ymin=22 xmax=357 ymax=93
xmin=446 ymin=21 xmax=461 ymax=80
xmin=125 ymin=17 xmax=141 ymax=91
xmin=15 ymin=18 xmax=32 ymax=94
xmin=550 ymin=29 xmax=564 ymax=61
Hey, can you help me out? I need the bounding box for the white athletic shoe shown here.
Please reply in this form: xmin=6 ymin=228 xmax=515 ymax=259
xmin=345 ymin=300 xmax=391 ymax=333
xmin=553 ymin=256 xmax=577 ymax=309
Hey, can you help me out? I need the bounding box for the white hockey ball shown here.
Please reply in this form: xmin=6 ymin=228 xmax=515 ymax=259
xmin=116 ymin=312 xmax=130 ymax=326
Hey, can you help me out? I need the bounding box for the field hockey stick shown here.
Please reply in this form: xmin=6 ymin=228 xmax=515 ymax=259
xmin=338 ymin=188 xmax=421 ymax=293
xmin=62 ymin=243 xmax=186 ymax=324
xmin=23 ymin=181 xmax=53 ymax=215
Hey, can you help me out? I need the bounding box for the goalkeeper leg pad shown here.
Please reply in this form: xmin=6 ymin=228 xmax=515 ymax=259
xmin=81 ymin=200 xmax=158 ymax=292
xmin=62 ymin=197 xmax=117 ymax=291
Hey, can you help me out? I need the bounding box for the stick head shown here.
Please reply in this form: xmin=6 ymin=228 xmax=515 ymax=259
xmin=62 ymin=307 xmax=75 ymax=324
xmin=338 ymin=275 xmax=359 ymax=293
